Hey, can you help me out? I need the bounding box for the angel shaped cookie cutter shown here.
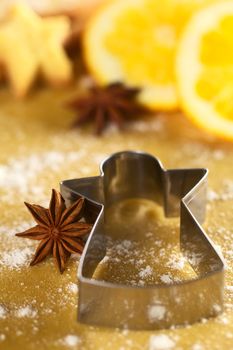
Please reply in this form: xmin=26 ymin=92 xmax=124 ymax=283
xmin=60 ymin=151 xmax=224 ymax=330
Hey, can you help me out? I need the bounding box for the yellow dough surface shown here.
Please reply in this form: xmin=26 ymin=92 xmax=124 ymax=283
xmin=0 ymin=86 xmax=233 ymax=349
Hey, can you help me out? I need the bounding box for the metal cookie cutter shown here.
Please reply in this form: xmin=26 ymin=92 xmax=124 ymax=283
xmin=60 ymin=151 xmax=224 ymax=330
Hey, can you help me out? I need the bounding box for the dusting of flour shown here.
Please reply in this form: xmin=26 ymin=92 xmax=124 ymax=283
xmin=149 ymin=334 xmax=175 ymax=350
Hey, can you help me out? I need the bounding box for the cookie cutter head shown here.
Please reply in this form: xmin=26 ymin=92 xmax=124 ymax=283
xmin=60 ymin=151 xmax=224 ymax=330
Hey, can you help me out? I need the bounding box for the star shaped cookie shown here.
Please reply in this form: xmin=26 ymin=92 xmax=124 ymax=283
xmin=0 ymin=4 xmax=73 ymax=97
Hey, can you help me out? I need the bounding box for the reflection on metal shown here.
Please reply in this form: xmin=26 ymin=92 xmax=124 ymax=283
xmin=60 ymin=151 xmax=224 ymax=330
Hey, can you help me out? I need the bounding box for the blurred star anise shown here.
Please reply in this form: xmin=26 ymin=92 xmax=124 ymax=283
xmin=16 ymin=189 xmax=93 ymax=273
xmin=67 ymin=82 xmax=147 ymax=135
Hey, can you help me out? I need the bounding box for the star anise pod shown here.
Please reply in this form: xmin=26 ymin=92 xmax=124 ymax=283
xmin=16 ymin=189 xmax=93 ymax=273
xmin=67 ymin=82 xmax=148 ymax=135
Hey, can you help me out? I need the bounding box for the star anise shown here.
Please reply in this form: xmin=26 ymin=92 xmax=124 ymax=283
xmin=67 ymin=82 xmax=148 ymax=135
xmin=16 ymin=189 xmax=93 ymax=273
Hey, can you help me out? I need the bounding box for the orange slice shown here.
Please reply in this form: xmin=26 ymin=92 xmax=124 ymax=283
xmin=176 ymin=1 xmax=233 ymax=140
xmin=83 ymin=0 xmax=218 ymax=110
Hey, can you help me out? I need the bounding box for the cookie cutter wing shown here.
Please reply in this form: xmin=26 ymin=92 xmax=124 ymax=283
xmin=60 ymin=151 xmax=224 ymax=330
